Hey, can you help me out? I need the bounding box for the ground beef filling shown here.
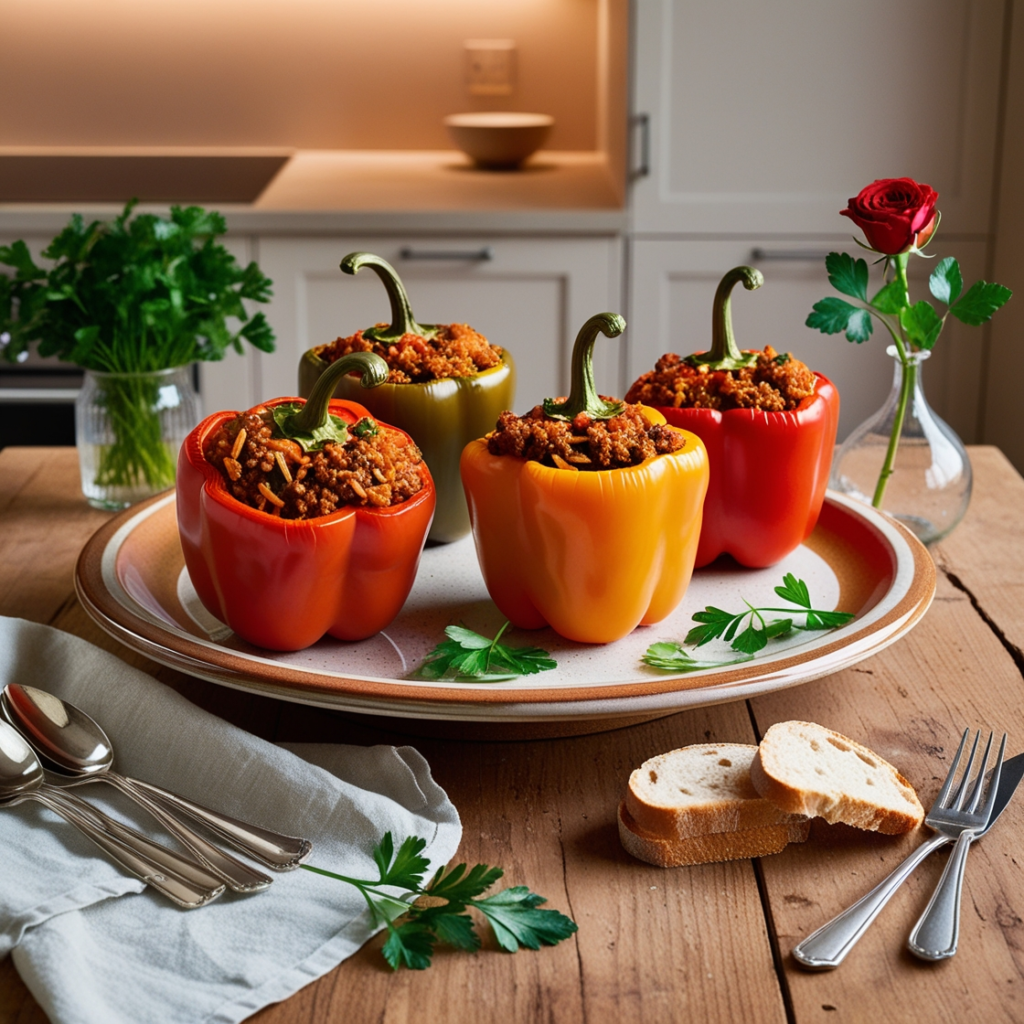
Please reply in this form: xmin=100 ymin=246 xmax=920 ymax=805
xmin=625 ymin=346 xmax=817 ymax=412
xmin=315 ymin=323 xmax=503 ymax=384
xmin=486 ymin=403 xmax=686 ymax=471
xmin=204 ymin=409 xmax=424 ymax=519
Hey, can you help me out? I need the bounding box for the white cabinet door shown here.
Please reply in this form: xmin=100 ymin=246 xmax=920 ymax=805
xmin=627 ymin=238 xmax=990 ymax=442
xmin=234 ymin=236 xmax=623 ymax=413
xmin=630 ymin=0 xmax=1005 ymax=235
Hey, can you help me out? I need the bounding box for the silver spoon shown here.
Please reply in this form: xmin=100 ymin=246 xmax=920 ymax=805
xmin=0 ymin=719 xmax=225 ymax=909
xmin=0 ymin=684 xmax=296 ymax=892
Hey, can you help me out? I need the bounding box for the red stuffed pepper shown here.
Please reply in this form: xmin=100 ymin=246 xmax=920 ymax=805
xmin=626 ymin=266 xmax=839 ymax=569
xmin=177 ymin=352 xmax=435 ymax=651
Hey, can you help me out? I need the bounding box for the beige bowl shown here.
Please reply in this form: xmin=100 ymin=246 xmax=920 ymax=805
xmin=444 ymin=112 xmax=554 ymax=169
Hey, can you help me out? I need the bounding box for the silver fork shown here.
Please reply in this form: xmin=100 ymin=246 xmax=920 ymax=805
xmin=907 ymin=729 xmax=1006 ymax=960
xmin=792 ymin=728 xmax=1004 ymax=970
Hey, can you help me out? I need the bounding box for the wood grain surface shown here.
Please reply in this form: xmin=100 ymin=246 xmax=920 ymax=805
xmin=1 ymin=446 xmax=1021 ymax=1024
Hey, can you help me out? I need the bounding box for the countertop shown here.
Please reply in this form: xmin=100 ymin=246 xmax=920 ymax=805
xmin=0 ymin=149 xmax=627 ymax=237
xmin=1 ymin=446 xmax=1023 ymax=1023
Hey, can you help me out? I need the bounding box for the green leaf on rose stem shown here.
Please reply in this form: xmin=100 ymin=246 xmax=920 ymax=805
xmin=844 ymin=308 xmax=873 ymax=343
xmin=471 ymin=887 xmax=579 ymax=953
xmin=870 ymin=280 xmax=906 ymax=315
xmin=929 ymin=257 xmax=964 ymax=306
xmin=825 ymin=252 xmax=869 ymax=301
xmin=806 ymin=296 xmax=857 ymax=335
xmin=806 ymin=298 xmax=873 ymax=343
xmin=950 ymin=280 xmax=1013 ymax=326
xmin=899 ymin=301 xmax=944 ymax=350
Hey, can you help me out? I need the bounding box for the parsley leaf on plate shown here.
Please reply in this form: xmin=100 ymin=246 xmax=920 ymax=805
xmin=644 ymin=573 xmax=855 ymax=673
xmin=417 ymin=622 xmax=557 ymax=681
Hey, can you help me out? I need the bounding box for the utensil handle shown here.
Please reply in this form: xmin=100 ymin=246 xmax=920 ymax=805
xmin=907 ymin=830 xmax=975 ymax=960
xmin=792 ymin=833 xmax=947 ymax=969
xmin=105 ymin=774 xmax=274 ymax=893
xmin=32 ymin=792 xmax=225 ymax=909
xmin=127 ymin=776 xmax=312 ymax=869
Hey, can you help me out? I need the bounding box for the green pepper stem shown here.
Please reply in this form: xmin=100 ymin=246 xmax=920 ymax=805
xmin=543 ymin=313 xmax=626 ymax=421
xmin=686 ymin=266 xmax=763 ymax=370
xmin=339 ymin=252 xmax=435 ymax=342
xmin=285 ymin=351 xmax=389 ymax=438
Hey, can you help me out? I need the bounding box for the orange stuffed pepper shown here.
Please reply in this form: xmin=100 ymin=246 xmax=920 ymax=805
xmin=460 ymin=313 xmax=709 ymax=645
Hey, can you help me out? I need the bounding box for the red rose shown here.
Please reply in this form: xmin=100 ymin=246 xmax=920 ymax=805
xmin=840 ymin=178 xmax=939 ymax=255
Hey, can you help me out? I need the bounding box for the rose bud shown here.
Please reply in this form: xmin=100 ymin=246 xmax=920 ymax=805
xmin=841 ymin=178 xmax=939 ymax=255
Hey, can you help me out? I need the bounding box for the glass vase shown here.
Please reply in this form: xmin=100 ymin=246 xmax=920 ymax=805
xmin=829 ymin=346 xmax=971 ymax=544
xmin=75 ymin=366 xmax=201 ymax=511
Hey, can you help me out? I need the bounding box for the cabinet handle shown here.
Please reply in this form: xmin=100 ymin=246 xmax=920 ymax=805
xmin=630 ymin=113 xmax=650 ymax=180
xmin=750 ymin=248 xmax=834 ymax=262
xmin=399 ymin=247 xmax=493 ymax=262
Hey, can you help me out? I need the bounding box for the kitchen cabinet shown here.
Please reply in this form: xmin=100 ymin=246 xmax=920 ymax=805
xmin=201 ymin=235 xmax=624 ymax=415
xmin=629 ymin=0 xmax=1005 ymax=235
xmin=626 ymin=238 xmax=991 ymax=442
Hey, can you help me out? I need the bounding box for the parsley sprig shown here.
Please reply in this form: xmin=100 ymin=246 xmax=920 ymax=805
xmin=302 ymin=833 xmax=577 ymax=970
xmin=642 ymin=573 xmax=855 ymax=671
xmin=417 ymin=622 xmax=557 ymax=681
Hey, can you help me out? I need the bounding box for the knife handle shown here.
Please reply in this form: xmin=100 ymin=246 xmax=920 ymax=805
xmin=793 ymin=832 xmax=948 ymax=969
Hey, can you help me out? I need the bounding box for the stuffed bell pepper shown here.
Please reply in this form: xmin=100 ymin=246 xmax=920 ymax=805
xmin=625 ymin=266 xmax=840 ymax=569
xmin=460 ymin=312 xmax=709 ymax=645
xmin=299 ymin=252 xmax=515 ymax=544
xmin=177 ymin=352 xmax=435 ymax=651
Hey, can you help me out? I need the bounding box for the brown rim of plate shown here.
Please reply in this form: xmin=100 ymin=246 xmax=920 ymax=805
xmin=74 ymin=490 xmax=935 ymax=710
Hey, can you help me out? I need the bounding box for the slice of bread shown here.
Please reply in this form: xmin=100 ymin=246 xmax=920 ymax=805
xmin=750 ymin=721 xmax=924 ymax=834
xmin=624 ymin=743 xmax=806 ymax=839
xmin=618 ymin=802 xmax=811 ymax=868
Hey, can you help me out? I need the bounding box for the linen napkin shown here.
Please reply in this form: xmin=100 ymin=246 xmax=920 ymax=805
xmin=0 ymin=616 xmax=462 ymax=1024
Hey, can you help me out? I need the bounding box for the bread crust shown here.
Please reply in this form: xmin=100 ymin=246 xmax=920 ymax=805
xmin=750 ymin=721 xmax=924 ymax=834
xmin=625 ymin=743 xmax=804 ymax=839
xmin=618 ymin=802 xmax=811 ymax=868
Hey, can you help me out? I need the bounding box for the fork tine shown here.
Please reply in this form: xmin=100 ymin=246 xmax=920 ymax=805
xmin=951 ymin=730 xmax=982 ymax=811
xmin=933 ymin=728 xmax=970 ymax=810
xmin=964 ymin=732 xmax=994 ymax=814
xmin=978 ymin=733 xmax=1008 ymax=824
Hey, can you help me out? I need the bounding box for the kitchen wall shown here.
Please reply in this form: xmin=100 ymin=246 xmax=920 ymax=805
xmin=1 ymin=0 xmax=600 ymax=152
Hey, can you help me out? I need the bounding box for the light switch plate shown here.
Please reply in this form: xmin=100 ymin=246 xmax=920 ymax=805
xmin=464 ymin=39 xmax=515 ymax=97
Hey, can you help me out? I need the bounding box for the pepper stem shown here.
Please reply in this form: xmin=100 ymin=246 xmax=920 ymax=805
xmin=686 ymin=266 xmax=763 ymax=370
xmin=340 ymin=252 xmax=436 ymax=342
xmin=543 ymin=313 xmax=626 ymax=421
xmin=280 ymin=351 xmax=389 ymax=448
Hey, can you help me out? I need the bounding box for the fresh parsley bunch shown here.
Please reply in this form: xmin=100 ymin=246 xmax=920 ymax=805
xmin=642 ymin=573 xmax=854 ymax=672
xmin=0 ymin=201 xmax=275 ymax=495
xmin=0 ymin=200 xmax=274 ymax=372
xmin=302 ymin=833 xmax=577 ymax=970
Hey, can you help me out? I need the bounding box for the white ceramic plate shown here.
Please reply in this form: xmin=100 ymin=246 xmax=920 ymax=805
xmin=75 ymin=491 xmax=935 ymax=731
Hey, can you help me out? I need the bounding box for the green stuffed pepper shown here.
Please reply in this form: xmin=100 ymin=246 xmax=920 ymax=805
xmin=299 ymin=252 xmax=515 ymax=543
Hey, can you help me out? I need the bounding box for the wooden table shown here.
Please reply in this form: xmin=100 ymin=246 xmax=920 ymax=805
xmin=2 ymin=446 xmax=1022 ymax=1024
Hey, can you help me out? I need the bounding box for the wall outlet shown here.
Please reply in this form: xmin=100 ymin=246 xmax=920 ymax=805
xmin=464 ymin=39 xmax=515 ymax=97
